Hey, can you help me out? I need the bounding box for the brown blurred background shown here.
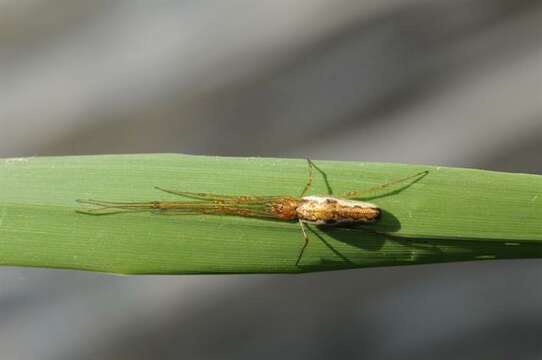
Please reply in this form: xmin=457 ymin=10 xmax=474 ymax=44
xmin=1 ymin=1 xmax=542 ymax=359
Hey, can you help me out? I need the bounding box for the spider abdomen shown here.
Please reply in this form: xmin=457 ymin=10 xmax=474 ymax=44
xmin=296 ymin=196 xmax=380 ymax=225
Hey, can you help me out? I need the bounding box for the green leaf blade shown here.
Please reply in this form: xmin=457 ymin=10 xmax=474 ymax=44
xmin=0 ymin=154 xmax=541 ymax=274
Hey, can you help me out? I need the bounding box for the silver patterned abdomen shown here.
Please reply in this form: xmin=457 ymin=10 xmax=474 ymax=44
xmin=296 ymin=196 xmax=381 ymax=225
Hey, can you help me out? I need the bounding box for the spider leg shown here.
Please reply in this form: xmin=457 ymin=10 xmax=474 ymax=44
xmin=154 ymin=187 xmax=279 ymax=204
xmin=341 ymin=170 xmax=429 ymax=199
xmin=299 ymin=159 xmax=315 ymax=197
xmin=295 ymin=219 xmax=310 ymax=266
xmin=154 ymin=187 xmax=239 ymax=200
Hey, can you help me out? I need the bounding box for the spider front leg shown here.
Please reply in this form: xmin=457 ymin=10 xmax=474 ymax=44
xmin=154 ymin=187 xmax=237 ymax=200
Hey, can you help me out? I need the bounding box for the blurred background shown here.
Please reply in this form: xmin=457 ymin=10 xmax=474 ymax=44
xmin=1 ymin=0 xmax=542 ymax=358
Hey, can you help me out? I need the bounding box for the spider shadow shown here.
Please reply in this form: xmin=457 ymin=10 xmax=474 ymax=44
xmin=299 ymin=221 xmax=454 ymax=272
xmin=307 ymin=209 xmax=401 ymax=262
